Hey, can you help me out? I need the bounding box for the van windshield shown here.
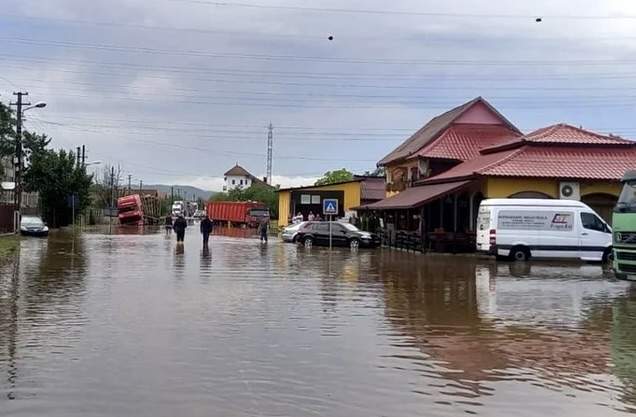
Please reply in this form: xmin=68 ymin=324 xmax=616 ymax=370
xmin=616 ymin=182 xmax=636 ymax=213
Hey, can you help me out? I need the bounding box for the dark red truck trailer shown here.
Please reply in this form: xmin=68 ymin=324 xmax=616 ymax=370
xmin=207 ymin=201 xmax=269 ymax=228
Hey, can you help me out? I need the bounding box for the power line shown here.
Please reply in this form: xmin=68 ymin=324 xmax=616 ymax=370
xmin=171 ymin=0 xmax=636 ymax=20
xmin=3 ymin=37 xmax=636 ymax=66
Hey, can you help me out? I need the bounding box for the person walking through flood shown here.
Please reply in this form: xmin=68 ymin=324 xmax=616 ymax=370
xmin=200 ymin=215 xmax=214 ymax=248
xmin=173 ymin=214 xmax=188 ymax=244
xmin=164 ymin=215 xmax=173 ymax=235
xmin=258 ymin=218 xmax=269 ymax=243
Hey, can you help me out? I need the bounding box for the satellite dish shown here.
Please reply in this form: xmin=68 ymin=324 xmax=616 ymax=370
xmin=1 ymin=182 xmax=16 ymax=190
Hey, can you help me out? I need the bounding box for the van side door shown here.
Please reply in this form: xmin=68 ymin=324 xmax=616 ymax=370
xmin=579 ymin=212 xmax=611 ymax=261
xmin=531 ymin=210 xmax=577 ymax=259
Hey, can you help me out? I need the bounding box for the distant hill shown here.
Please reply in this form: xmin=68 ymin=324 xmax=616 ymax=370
xmin=146 ymin=184 xmax=216 ymax=201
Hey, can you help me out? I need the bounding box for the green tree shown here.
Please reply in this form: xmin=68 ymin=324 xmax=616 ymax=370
xmin=23 ymin=148 xmax=93 ymax=227
xmin=314 ymin=168 xmax=353 ymax=186
xmin=0 ymin=102 xmax=15 ymax=177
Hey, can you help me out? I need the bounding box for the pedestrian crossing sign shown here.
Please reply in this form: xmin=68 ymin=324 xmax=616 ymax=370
xmin=323 ymin=198 xmax=338 ymax=215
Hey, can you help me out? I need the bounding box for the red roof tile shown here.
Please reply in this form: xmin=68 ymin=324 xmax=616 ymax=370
xmin=378 ymin=97 xmax=520 ymax=166
xmin=482 ymin=123 xmax=633 ymax=153
xmin=410 ymin=124 xmax=521 ymax=161
xmin=482 ymin=146 xmax=636 ymax=180
xmin=422 ymin=145 xmax=636 ymax=183
xmin=525 ymin=124 xmax=632 ymax=145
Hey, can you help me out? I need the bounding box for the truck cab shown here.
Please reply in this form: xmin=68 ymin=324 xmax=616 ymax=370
xmin=613 ymin=171 xmax=636 ymax=280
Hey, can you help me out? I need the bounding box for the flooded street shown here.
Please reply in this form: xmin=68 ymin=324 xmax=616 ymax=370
xmin=1 ymin=228 xmax=636 ymax=416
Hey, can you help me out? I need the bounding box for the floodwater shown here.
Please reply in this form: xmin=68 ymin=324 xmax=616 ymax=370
xmin=1 ymin=228 xmax=636 ymax=416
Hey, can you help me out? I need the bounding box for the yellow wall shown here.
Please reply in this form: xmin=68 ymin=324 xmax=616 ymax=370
xmin=485 ymin=177 xmax=621 ymax=199
xmin=278 ymin=190 xmax=292 ymax=227
xmin=485 ymin=178 xmax=558 ymax=198
xmin=580 ymin=181 xmax=621 ymax=197
xmin=277 ymin=181 xmax=362 ymax=227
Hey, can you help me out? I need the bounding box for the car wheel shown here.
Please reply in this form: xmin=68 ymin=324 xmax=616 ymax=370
xmin=603 ymin=247 xmax=613 ymax=264
xmin=304 ymin=237 xmax=313 ymax=248
xmin=350 ymin=238 xmax=360 ymax=249
xmin=510 ymin=246 xmax=530 ymax=262
xmin=291 ymin=235 xmax=297 ymax=243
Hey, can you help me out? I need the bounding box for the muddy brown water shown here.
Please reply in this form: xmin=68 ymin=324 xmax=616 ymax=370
xmin=1 ymin=227 xmax=636 ymax=416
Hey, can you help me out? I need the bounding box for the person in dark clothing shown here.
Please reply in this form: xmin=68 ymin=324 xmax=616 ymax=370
xmin=173 ymin=215 xmax=188 ymax=244
xmin=258 ymin=218 xmax=269 ymax=243
xmin=164 ymin=215 xmax=173 ymax=235
xmin=200 ymin=215 xmax=214 ymax=248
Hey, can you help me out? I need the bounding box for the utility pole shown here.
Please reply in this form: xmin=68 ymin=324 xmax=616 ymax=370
xmin=139 ymin=180 xmax=143 ymax=193
xmin=171 ymin=186 xmax=174 ymax=203
xmin=128 ymin=174 xmax=132 ymax=194
xmin=109 ymin=166 xmax=115 ymax=234
xmin=266 ymin=122 xmax=273 ymax=184
xmin=10 ymin=92 xmax=28 ymax=233
xmin=76 ymin=146 xmax=81 ymax=168
xmin=81 ymin=145 xmax=85 ymax=167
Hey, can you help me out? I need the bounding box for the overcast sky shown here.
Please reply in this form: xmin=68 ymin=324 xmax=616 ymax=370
xmin=1 ymin=0 xmax=635 ymax=190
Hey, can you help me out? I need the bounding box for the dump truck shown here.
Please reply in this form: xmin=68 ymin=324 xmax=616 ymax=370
xmin=207 ymin=201 xmax=269 ymax=228
xmin=117 ymin=194 xmax=161 ymax=225
xmin=613 ymin=170 xmax=636 ymax=280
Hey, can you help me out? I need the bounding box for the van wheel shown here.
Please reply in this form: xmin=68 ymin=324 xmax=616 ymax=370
xmin=510 ymin=246 xmax=530 ymax=262
xmin=603 ymin=247 xmax=613 ymax=264
xmin=303 ymin=237 xmax=313 ymax=248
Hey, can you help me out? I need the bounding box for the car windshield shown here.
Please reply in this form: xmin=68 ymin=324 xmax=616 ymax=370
xmin=22 ymin=217 xmax=43 ymax=226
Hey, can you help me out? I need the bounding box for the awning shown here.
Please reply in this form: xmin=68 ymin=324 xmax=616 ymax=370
xmin=358 ymin=180 xmax=472 ymax=210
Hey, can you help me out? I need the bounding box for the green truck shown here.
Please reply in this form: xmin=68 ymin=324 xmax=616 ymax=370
xmin=613 ymin=171 xmax=636 ymax=280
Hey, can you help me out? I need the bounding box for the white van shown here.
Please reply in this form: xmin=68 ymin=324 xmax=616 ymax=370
xmin=476 ymin=199 xmax=612 ymax=262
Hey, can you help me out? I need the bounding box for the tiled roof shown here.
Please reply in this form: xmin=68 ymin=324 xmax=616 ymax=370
xmin=410 ymin=124 xmax=521 ymax=161
xmin=483 ymin=123 xmax=633 ymax=153
xmin=422 ymin=146 xmax=636 ymax=183
xmin=224 ymin=164 xmax=252 ymax=176
xmin=377 ymin=97 xmax=520 ymax=166
xmin=525 ymin=124 xmax=632 ymax=145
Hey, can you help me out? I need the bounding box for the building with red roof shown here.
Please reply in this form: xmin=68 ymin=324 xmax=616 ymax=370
xmin=360 ymin=98 xmax=635 ymax=251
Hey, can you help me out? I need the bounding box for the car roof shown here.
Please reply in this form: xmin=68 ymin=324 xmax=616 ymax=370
xmin=481 ymin=198 xmax=587 ymax=208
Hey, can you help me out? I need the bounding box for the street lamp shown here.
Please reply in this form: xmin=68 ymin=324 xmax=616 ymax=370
xmin=24 ymin=101 xmax=47 ymax=111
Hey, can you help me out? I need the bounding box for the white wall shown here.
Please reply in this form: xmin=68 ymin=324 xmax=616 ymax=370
xmin=225 ymin=175 xmax=252 ymax=189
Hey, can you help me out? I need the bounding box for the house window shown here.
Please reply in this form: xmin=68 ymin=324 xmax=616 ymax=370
xmin=232 ymin=179 xmax=236 ymax=185
xmin=240 ymin=179 xmax=244 ymax=185
xmin=410 ymin=167 xmax=419 ymax=182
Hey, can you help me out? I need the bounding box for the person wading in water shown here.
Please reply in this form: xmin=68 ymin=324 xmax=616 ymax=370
xmin=200 ymin=214 xmax=214 ymax=248
xmin=164 ymin=215 xmax=173 ymax=235
xmin=173 ymin=215 xmax=188 ymax=244
xmin=258 ymin=218 xmax=269 ymax=243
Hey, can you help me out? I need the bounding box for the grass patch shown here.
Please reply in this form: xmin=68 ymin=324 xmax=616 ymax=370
xmin=0 ymin=235 xmax=20 ymax=259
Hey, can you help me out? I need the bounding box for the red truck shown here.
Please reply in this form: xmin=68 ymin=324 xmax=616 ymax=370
xmin=117 ymin=194 xmax=161 ymax=225
xmin=207 ymin=201 xmax=270 ymax=228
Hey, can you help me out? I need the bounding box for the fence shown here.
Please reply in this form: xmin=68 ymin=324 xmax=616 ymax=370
xmin=0 ymin=203 xmax=15 ymax=233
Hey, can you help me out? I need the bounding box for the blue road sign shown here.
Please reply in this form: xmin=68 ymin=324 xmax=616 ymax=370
xmin=323 ymin=198 xmax=338 ymax=216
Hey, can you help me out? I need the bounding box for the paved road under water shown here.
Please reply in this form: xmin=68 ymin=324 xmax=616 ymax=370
xmin=1 ymin=228 xmax=636 ymax=416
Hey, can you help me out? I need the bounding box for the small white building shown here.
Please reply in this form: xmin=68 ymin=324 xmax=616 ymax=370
xmin=223 ymin=164 xmax=271 ymax=191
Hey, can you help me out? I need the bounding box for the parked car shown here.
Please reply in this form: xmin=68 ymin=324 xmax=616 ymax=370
xmin=20 ymin=215 xmax=49 ymax=237
xmin=296 ymin=221 xmax=380 ymax=249
xmin=281 ymin=221 xmax=307 ymax=243
xmin=476 ymin=198 xmax=612 ymax=262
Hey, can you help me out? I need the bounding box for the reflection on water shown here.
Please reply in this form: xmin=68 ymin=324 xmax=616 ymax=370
xmin=1 ymin=229 xmax=635 ymax=416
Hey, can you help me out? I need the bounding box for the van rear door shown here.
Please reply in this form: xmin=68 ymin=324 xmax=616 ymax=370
xmin=476 ymin=205 xmax=492 ymax=251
